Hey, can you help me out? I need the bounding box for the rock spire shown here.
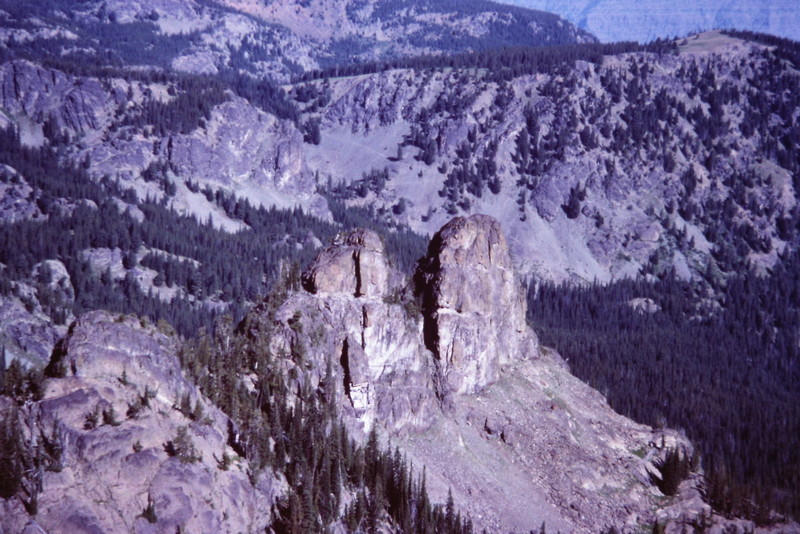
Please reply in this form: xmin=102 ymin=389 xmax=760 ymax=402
xmin=416 ymin=214 xmax=534 ymax=395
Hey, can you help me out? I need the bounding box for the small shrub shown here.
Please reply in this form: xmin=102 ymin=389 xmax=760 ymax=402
xmin=102 ymin=405 xmax=121 ymax=427
xmin=84 ymin=406 xmax=100 ymax=430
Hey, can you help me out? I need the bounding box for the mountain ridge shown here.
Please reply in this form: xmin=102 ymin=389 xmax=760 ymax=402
xmin=1 ymin=215 xmax=726 ymax=534
xmin=0 ymin=0 xmax=593 ymax=81
xmin=1 ymin=2 xmax=799 ymax=531
xmin=495 ymin=0 xmax=800 ymax=43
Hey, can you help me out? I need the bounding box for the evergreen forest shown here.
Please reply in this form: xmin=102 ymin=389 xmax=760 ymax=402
xmin=527 ymin=258 xmax=800 ymax=520
xmin=0 ymin=126 xmax=426 ymax=337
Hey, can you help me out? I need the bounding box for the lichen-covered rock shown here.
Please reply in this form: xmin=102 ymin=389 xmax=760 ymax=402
xmin=0 ymin=295 xmax=64 ymax=367
xmin=417 ymin=214 xmax=535 ymax=395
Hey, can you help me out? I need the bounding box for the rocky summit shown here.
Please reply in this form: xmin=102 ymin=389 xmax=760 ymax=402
xmin=302 ymin=229 xmax=389 ymax=298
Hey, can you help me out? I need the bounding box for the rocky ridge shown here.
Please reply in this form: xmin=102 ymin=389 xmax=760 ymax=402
xmin=1 ymin=0 xmax=590 ymax=82
xmin=220 ymin=0 xmax=594 ymax=54
xmin=0 ymin=311 xmax=277 ymax=534
xmin=271 ymin=227 xmax=438 ymax=432
xmin=0 ymin=214 xmax=781 ymax=533
xmin=263 ymin=214 xmax=705 ymax=533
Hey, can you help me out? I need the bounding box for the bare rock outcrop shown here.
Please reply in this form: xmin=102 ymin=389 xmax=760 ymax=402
xmin=163 ymin=97 xmax=317 ymax=201
xmin=0 ymin=169 xmax=44 ymax=223
xmin=301 ymin=229 xmax=388 ymax=298
xmin=265 ymin=215 xmax=547 ymax=437
xmin=265 ymin=215 xmax=702 ymax=533
xmin=0 ymin=295 xmax=64 ymax=367
xmin=0 ymin=61 xmax=112 ymax=136
xmin=266 ymin=230 xmax=437 ymax=434
xmin=0 ymin=311 xmax=276 ymax=534
xmin=268 ymin=216 xmax=536 ymax=433
xmin=416 ymin=214 xmax=535 ymax=395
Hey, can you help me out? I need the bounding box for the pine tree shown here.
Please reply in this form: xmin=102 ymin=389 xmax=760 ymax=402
xmin=0 ymin=405 xmax=24 ymax=498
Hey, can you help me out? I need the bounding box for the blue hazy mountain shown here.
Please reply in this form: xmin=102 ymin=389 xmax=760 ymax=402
xmin=495 ymin=0 xmax=800 ymax=42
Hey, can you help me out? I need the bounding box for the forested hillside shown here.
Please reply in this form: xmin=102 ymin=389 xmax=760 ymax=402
xmin=528 ymin=259 xmax=800 ymax=520
xmin=287 ymin=31 xmax=800 ymax=290
xmin=0 ymin=126 xmax=426 ymax=337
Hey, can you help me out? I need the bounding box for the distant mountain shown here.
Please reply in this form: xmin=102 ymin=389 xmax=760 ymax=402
xmin=494 ymin=0 xmax=800 ymax=43
xmin=0 ymin=0 xmax=593 ymax=81
xmin=218 ymin=0 xmax=596 ymax=60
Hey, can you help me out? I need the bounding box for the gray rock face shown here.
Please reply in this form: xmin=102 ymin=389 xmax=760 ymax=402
xmin=269 ymin=229 xmax=437 ymax=433
xmin=0 ymin=311 xmax=275 ymax=534
xmin=301 ymin=229 xmax=388 ymax=297
xmin=0 ymin=218 xmax=746 ymax=534
xmin=163 ymin=97 xmax=316 ymax=203
xmin=272 ymin=216 xmax=534 ymax=432
xmin=31 ymin=260 xmax=75 ymax=311
xmin=0 ymin=61 xmax=113 ymax=135
xmin=83 ymin=0 xmax=319 ymax=81
xmin=395 ymin=352 xmax=689 ymax=534
xmin=417 ymin=214 xmax=534 ymax=395
xmin=627 ymin=297 xmax=661 ymax=314
xmin=220 ymin=0 xmax=593 ymax=59
xmin=2 ymin=0 xmax=589 ymax=85
xmin=0 ymin=296 xmax=64 ymax=367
